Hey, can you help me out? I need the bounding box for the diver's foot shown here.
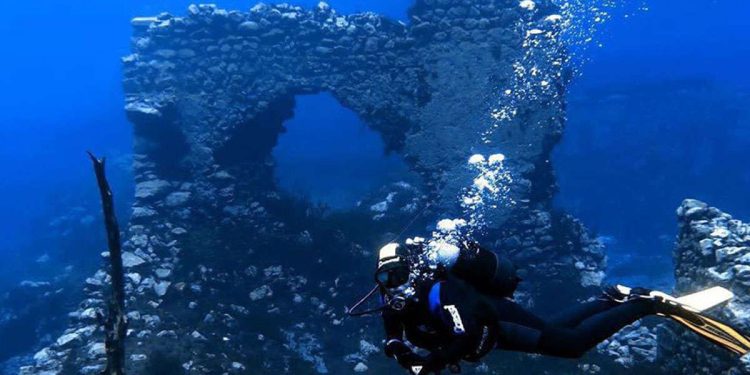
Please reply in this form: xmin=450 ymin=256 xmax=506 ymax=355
xmin=601 ymin=284 xmax=654 ymax=303
xmin=601 ymin=284 xmax=628 ymax=303
xmin=603 ymin=285 xmax=691 ymax=316
xmin=648 ymin=293 xmax=692 ymax=317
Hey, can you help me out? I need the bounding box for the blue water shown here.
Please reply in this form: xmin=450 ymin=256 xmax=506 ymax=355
xmin=555 ymin=0 xmax=750 ymax=286
xmin=0 ymin=0 xmax=748 ymax=350
xmin=273 ymin=93 xmax=411 ymax=209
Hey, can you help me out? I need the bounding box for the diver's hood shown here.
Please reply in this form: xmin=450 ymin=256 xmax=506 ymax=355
xmin=377 ymin=243 xmax=403 ymax=271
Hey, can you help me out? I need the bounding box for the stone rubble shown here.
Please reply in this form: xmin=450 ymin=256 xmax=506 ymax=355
xmin=597 ymin=321 xmax=657 ymax=368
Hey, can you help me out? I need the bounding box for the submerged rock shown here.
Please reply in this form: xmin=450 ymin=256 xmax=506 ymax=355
xmin=134 ymin=179 xmax=170 ymax=200
xmin=353 ymin=362 xmax=368 ymax=372
xmin=598 ymin=322 xmax=657 ymax=368
xmin=87 ymin=342 xmax=106 ymax=358
xmin=165 ymin=191 xmax=191 ymax=206
xmin=122 ymin=252 xmax=146 ymax=268
xmin=153 ymin=281 xmax=171 ymax=297
xmin=249 ymin=285 xmax=272 ymax=301
xmin=154 ymin=268 xmax=172 ymax=278
xmin=56 ymin=332 xmax=81 ymax=347
xmin=659 ymin=199 xmax=750 ymax=373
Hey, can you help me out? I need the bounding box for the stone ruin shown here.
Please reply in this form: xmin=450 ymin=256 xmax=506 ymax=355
xmin=657 ymin=200 xmax=750 ymax=374
xmin=23 ymin=1 xmax=750 ymax=374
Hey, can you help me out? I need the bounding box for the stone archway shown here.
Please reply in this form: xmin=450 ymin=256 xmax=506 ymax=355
xmin=120 ymin=1 xmax=565 ymax=219
xmin=271 ymin=92 xmax=413 ymax=209
xmin=29 ymin=2 xmax=609 ymax=375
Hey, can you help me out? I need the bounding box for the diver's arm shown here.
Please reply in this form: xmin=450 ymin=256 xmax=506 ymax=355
xmin=414 ymin=331 xmax=473 ymax=374
xmin=383 ymin=308 xmax=404 ymax=341
xmin=435 ymin=337 xmax=471 ymax=363
xmin=425 ymin=281 xmax=482 ymax=370
xmin=383 ymin=310 xmax=430 ymax=372
xmin=426 ymin=325 xmax=475 ymax=370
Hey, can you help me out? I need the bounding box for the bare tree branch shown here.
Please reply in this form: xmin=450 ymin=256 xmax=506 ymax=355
xmin=88 ymin=151 xmax=127 ymax=375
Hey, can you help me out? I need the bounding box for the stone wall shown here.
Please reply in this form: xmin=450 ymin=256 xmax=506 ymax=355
xmin=658 ymin=199 xmax=750 ymax=374
xmin=25 ymin=1 xmax=607 ymax=374
xmin=121 ymin=0 xmax=569 ymax=218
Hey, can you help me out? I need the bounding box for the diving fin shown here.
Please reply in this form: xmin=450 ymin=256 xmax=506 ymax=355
xmin=615 ymin=285 xmax=733 ymax=313
xmin=670 ymin=311 xmax=750 ymax=356
xmin=675 ymin=286 xmax=734 ymax=312
xmin=616 ymin=285 xmax=750 ymax=355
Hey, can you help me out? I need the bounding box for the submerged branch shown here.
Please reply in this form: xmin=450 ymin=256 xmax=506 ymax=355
xmin=87 ymin=151 xmax=127 ymax=375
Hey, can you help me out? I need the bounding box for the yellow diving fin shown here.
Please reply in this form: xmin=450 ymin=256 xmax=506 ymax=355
xmin=617 ymin=285 xmax=750 ymax=355
xmin=652 ymin=286 xmax=749 ymax=355
xmin=669 ymin=311 xmax=750 ymax=356
xmin=674 ymin=286 xmax=734 ymax=312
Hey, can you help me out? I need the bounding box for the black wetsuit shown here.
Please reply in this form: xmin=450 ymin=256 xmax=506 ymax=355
xmin=383 ymin=276 xmax=655 ymax=369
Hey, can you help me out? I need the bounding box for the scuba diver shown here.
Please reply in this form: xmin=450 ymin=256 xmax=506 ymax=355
xmin=346 ymin=239 xmax=750 ymax=374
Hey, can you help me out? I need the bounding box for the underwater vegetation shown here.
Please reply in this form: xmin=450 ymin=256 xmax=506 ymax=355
xmin=0 ymin=0 xmax=748 ymax=374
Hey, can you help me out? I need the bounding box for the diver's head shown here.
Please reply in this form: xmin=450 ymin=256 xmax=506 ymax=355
xmin=345 ymin=242 xmax=417 ymax=317
xmin=375 ymin=243 xmax=413 ymax=311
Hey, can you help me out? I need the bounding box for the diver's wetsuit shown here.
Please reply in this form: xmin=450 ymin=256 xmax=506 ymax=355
xmin=383 ymin=276 xmax=655 ymax=368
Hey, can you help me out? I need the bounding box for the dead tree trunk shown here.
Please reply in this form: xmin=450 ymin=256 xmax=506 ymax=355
xmin=88 ymin=152 xmax=127 ymax=375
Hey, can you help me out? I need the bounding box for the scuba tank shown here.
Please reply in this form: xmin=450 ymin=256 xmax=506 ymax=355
xmin=346 ymin=240 xmax=520 ymax=317
xmin=448 ymin=241 xmax=520 ymax=299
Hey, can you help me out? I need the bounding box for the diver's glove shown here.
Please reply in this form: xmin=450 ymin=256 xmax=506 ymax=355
xmin=385 ymin=340 xmax=422 ymax=370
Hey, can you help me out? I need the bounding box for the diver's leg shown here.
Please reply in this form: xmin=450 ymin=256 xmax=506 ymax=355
xmin=492 ymin=298 xmax=547 ymax=330
xmin=494 ymin=299 xmax=651 ymax=355
xmin=492 ymin=295 xmax=621 ymax=330
xmin=535 ymin=299 xmax=655 ymax=358
xmin=547 ymin=299 xmax=619 ymax=328
xmin=495 ymin=322 xmax=544 ymax=353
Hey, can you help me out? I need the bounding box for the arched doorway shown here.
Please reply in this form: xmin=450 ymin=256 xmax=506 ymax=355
xmin=272 ymin=93 xmax=412 ymax=210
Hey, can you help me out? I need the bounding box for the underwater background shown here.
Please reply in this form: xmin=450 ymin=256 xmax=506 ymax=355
xmin=0 ymin=0 xmax=749 ymax=374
